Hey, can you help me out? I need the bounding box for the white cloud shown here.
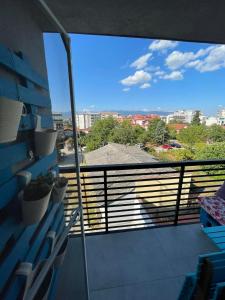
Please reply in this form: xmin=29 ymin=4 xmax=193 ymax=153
xmin=120 ymin=70 xmax=151 ymax=86
xmin=149 ymin=40 xmax=178 ymax=52
xmin=140 ymin=83 xmax=151 ymax=89
xmin=163 ymin=71 xmax=183 ymax=80
xmin=130 ymin=53 xmax=152 ymax=69
xmin=185 ymin=60 xmax=201 ymax=68
xmin=165 ymin=51 xmax=196 ymax=69
xmin=155 ymin=70 xmax=166 ymax=77
xmin=123 ymin=87 xmax=130 ymax=92
xmin=195 ymin=45 xmax=225 ymax=72
xmin=165 ymin=46 xmax=217 ymax=70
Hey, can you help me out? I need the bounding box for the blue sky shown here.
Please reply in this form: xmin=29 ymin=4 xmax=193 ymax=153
xmin=44 ymin=34 xmax=225 ymax=115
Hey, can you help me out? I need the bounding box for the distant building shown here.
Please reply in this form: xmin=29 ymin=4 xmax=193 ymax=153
xmin=168 ymin=123 xmax=187 ymax=133
xmin=218 ymin=117 xmax=225 ymax=126
xmin=100 ymin=112 xmax=119 ymax=119
xmin=76 ymin=112 xmax=100 ymax=130
xmin=166 ymin=110 xmax=198 ymax=124
xmin=52 ymin=112 xmax=65 ymax=151
xmin=218 ymin=108 xmax=225 ymax=118
xmin=205 ymin=116 xmax=218 ymax=126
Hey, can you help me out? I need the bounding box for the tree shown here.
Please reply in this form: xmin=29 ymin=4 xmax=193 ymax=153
xmin=191 ymin=110 xmax=201 ymax=125
xmin=109 ymin=121 xmax=144 ymax=145
xmin=207 ymin=124 xmax=225 ymax=143
xmin=85 ymin=117 xmax=118 ymax=151
xmin=177 ymin=125 xmax=207 ymax=151
xmin=146 ymin=119 xmax=170 ymax=145
xmin=195 ymin=142 xmax=225 ymax=175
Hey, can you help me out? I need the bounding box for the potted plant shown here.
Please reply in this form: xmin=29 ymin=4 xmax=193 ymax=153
xmin=34 ymin=129 xmax=57 ymax=156
xmin=0 ymin=97 xmax=23 ymax=143
xmin=22 ymin=174 xmax=53 ymax=225
xmin=52 ymin=176 xmax=68 ymax=202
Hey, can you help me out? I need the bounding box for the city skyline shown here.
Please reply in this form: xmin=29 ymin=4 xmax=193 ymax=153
xmin=44 ymin=34 xmax=225 ymax=115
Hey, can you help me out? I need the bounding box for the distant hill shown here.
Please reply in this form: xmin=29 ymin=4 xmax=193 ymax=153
xmin=61 ymin=110 xmax=172 ymax=118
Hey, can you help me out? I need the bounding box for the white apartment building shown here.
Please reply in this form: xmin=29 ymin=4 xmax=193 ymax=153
xmin=100 ymin=112 xmax=119 ymax=119
xmin=204 ymin=116 xmax=218 ymax=126
xmin=76 ymin=112 xmax=101 ymax=130
xmin=166 ymin=110 xmax=196 ymax=124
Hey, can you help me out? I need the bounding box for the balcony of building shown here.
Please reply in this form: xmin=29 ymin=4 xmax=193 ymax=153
xmin=55 ymin=159 xmax=225 ymax=300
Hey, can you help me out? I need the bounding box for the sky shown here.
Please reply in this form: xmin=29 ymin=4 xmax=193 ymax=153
xmin=44 ymin=34 xmax=225 ymax=115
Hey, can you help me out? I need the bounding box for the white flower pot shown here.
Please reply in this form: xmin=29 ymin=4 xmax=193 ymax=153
xmin=54 ymin=238 xmax=68 ymax=268
xmin=52 ymin=178 xmax=68 ymax=203
xmin=0 ymin=97 xmax=23 ymax=143
xmin=34 ymin=129 xmax=57 ymax=156
xmin=22 ymin=186 xmax=52 ymax=225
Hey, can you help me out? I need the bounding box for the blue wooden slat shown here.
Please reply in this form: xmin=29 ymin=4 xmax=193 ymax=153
xmin=18 ymin=84 xmax=51 ymax=108
xmin=204 ymin=226 xmax=225 ymax=234
xmin=0 ymin=224 xmax=36 ymax=291
xmin=26 ymin=203 xmax=61 ymax=263
xmin=0 ymin=143 xmax=27 ymax=170
xmin=19 ymin=114 xmax=53 ymax=130
xmin=0 ymin=77 xmax=51 ymax=108
xmin=0 ymin=150 xmax=57 ymax=209
xmin=0 ymin=43 xmax=48 ymax=90
xmin=0 ymin=167 xmax=12 ymax=185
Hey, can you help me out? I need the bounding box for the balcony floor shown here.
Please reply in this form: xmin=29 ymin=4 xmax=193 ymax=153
xmin=56 ymin=224 xmax=218 ymax=300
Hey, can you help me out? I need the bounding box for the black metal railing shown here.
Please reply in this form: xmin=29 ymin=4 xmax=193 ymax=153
xmin=60 ymin=159 xmax=225 ymax=234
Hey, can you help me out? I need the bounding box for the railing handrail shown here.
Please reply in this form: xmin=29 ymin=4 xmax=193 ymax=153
xmin=60 ymin=159 xmax=225 ymax=172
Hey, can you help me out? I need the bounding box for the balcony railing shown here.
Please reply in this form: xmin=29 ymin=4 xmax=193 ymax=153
xmin=60 ymin=159 xmax=225 ymax=234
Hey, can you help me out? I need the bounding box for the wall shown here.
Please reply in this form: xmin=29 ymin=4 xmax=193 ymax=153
xmin=0 ymin=2 xmax=65 ymax=299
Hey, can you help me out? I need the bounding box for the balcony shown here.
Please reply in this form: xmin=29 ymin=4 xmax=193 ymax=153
xmin=56 ymin=159 xmax=225 ymax=299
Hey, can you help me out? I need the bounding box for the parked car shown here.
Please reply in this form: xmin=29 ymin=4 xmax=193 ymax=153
xmin=170 ymin=142 xmax=182 ymax=148
xmin=161 ymin=144 xmax=173 ymax=150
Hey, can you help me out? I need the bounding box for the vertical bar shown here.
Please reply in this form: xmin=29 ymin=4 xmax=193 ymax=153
xmin=174 ymin=165 xmax=185 ymax=225
xmin=104 ymin=170 xmax=108 ymax=232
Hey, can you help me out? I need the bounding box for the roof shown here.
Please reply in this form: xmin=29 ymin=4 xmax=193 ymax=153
xmin=84 ymin=143 xmax=157 ymax=165
xmin=31 ymin=0 xmax=225 ymax=44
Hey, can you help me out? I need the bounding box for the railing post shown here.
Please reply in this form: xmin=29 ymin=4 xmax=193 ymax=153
xmin=103 ymin=170 xmax=108 ymax=232
xmin=174 ymin=165 xmax=185 ymax=225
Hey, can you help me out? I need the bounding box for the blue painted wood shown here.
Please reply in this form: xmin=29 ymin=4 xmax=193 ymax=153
xmin=18 ymin=84 xmax=51 ymax=107
xmin=0 ymin=150 xmax=57 ymax=209
xmin=0 ymin=143 xmax=27 ymax=170
xmin=26 ymin=203 xmax=61 ymax=263
xmin=0 ymin=44 xmax=48 ymax=90
xmin=204 ymin=226 xmax=225 ymax=234
xmin=0 ymin=224 xmax=36 ymax=291
xmin=20 ymin=114 xmax=53 ymax=130
xmin=0 ymin=167 xmax=12 ymax=185
xmin=3 ymin=204 xmax=62 ymax=300
xmin=0 ymin=77 xmax=51 ymax=108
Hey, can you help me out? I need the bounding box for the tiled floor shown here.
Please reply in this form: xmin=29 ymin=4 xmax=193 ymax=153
xmin=56 ymin=224 xmax=218 ymax=300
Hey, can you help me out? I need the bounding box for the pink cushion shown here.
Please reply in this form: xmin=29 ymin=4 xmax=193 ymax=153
xmin=199 ymin=196 xmax=225 ymax=225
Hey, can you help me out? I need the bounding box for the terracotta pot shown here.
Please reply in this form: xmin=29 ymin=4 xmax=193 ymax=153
xmin=34 ymin=129 xmax=57 ymax=156
xmin=54 ymin=238 xmax=68 ymax=267
xmin=22 ymin=183 xmax=52 ymax=225
xmin=0 ymin=97 xmax=23 ymax=143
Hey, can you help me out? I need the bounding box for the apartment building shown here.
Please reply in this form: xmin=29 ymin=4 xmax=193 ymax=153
xmin=100 ymin=112 xmax=119 ymax=119
xmin=76 ymin=112 xmax=100 ymax=130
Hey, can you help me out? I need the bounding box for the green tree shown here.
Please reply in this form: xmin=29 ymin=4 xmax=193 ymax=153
xmin=177 ymin=125 xmax=207 ymax=151
xmin=109 ymin=121 xmax=144 ymax=145
xmin=195 ymin=142 xmax=225 ymax=175
xmin=146 ymin=119 xmax=169 ymax=145
xmin=191 ymin=110 xmax=201 ymax=125
xmin=207 ymin=124 xmax=225 ymax=143
xmin=85 ymin=117 xmax=118 ymax=151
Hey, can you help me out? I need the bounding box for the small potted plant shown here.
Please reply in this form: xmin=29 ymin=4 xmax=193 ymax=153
xmin=0 ymin=97 xmax=24 ymax=143
xmin=22 ymin=174 xmax=53 ymax=225
xmin=52 ymin=176 xmax=68 ymax=202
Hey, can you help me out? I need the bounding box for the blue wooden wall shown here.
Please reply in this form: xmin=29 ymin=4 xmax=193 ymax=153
xmin=0 ymin=43 xmax=65 ymax=299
